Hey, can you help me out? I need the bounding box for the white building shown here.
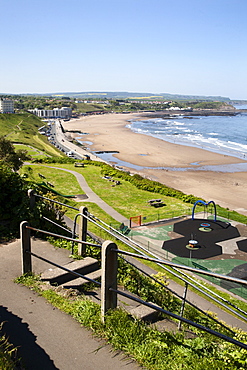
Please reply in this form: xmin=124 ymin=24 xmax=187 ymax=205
xmin=29 ymin=107 xmax=72 ymax=119
xmin=0 ymin=98 xmax=14 ymax=113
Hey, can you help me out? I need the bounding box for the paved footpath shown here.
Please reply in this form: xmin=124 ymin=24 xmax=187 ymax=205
xmin=38 ymin=165 xmax=129 ymax=225
xmin=0 ymin=239 xmax=142 ymax=370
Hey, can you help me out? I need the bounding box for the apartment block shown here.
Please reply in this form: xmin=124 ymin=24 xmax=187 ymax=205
xmin=29 ymin=107 xmax=72 ymax=119
xmin=0 ymin=98 xmax=14 ymax=113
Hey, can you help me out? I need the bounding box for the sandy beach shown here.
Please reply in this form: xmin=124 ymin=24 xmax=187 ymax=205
xmin=62 ymin=113 xmax=247 ymax=215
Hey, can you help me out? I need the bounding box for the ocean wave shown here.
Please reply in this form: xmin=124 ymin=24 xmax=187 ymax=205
xmin=128 ymin=114 xmax=247 ymax=159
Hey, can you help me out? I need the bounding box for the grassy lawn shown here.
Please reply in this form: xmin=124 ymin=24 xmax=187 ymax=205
xmin=32 ymin=135 xmax=63 ymax=157
xmin=48 ymin=163 xmax=193 ymax=220
xmin=14 ymin=143 xmax=49 ymax=160
xmin=22 ymin=164 xmax=85 ymax=196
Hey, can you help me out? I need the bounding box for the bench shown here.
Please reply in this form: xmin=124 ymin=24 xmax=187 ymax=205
xmin=74 ymin=163 xmax=84 ymax=167
xmin=148 ymin=199 xmax=164 ymax=207
xmin=119 ymin=223 xmax=131 ymax=235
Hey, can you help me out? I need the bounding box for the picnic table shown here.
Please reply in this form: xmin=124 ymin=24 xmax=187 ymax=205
xmin=148 ymin=199 xmax=164 ymax=207
xmin=74 ymin=162 xmax=84 ymax=167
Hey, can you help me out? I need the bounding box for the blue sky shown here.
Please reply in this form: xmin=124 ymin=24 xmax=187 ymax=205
xmin=1 ymin=0 xmax=247 ymax=99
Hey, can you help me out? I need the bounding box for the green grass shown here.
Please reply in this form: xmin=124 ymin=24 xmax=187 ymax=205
xmin=21 ymin=164 xmax=85 ymax=196
xmin=75 ymin=102 xmax=106 ymax=113
xmin=14 ymin=143 xmax=49 ymax=160
xmin=20 ymin=161 xmax=247 ymax=313
xmin=15 ymin=274 xmax=247 ymax=370
xmin=0 ymin=113 xmax=63 ymax=157
xmin=47 ymin=163 xmax=193 ymax=220
xmin=0 ymin=325 xmax=19 ymax=370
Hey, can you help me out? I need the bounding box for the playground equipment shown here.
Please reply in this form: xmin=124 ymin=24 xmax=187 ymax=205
xmin=192 ymin=200 xmax=217 ymax=222
xmin=199 ymin=222 xmax=212 ymax=232
xmin=130 ymin=215 xmax=142 ymax=228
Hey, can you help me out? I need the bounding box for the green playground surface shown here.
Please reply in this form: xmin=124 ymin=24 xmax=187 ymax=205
xmin=131 ymin=223 xmax=173 ymax=241
xmin=131 ymin=216 xmax=247 ymax=300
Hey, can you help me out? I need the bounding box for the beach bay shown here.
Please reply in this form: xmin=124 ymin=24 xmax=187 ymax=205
xmin=62 ymin=113 xmax=247 ymax=216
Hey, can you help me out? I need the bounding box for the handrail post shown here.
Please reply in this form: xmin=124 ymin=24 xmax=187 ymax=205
xmin=28 ymin=189 xmax=35 ymax=209
xmin=101 ymin=240 xmax=118 ymax=323
xmin=20 ymin=221 xmax=32 ymax=274
xmin=178 ymin=282 xmax=188 ymax=330
xmin=78 ymin=206 xmax=88 ymax=256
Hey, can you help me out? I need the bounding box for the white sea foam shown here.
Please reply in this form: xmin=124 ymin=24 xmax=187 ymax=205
xmin=129 ymin=113 xmax=247 ymax=159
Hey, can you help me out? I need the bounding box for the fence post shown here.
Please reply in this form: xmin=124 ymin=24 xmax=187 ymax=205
xmin=28 ymin=189 xmax=35 ymax=209
xmin=101 ymin=240 xmax=118 ymax=323
xmin=20 ymin=221 xmax=32 ymax=275
xmin=78 ymin=206 xmax=88 ymax=256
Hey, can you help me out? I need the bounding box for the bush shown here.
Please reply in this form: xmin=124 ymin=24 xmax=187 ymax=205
xmin=0 ymin=164 xmax=31 ymax=240
xmin=0 ymin=164 xmax=69 ymax=241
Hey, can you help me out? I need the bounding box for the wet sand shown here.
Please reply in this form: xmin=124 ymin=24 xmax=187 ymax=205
xmin=62 ymin=113 xmax=247 ymax=215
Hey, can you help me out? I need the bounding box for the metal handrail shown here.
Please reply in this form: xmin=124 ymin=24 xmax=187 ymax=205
xmin=26 ymin=226 xmax=101 ymax=248
xmin=30 ymin=190 xmax=247 ymax=322
xmin=109 ymin=287 xmax=247 ymax=350
xmin=22 ymin=222 xmax=247 ymax=350
xmin=114 ymin=248 xmax=247 ymax=287
xmin=34 ymin=193 xmax=79 ymax=211
xmin=26 ymin=250 xmax=101 ymax=285
xmin=120 ymin=255 xmax=235 ymax=335
xmin=42 ymin=216 xmax=73 ymax=234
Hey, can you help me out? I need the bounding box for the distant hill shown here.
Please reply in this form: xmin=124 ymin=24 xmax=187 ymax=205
xmin=15 ymin=91 xmax=232 ymax=102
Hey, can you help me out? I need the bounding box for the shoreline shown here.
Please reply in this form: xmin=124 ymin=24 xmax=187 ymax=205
xmin=62 ymin=112 xmax=247 ymax=215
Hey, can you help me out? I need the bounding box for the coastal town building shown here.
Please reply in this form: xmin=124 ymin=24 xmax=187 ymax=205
xmin=29 ymin=107 xmax=72 ymax=119
xmin=0 ymin=98 xmax=14 ymax=113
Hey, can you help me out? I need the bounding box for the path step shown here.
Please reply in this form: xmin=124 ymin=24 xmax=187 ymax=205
xmin=41 ymin=257 xmax=99 ymax=285
xmin=128 ymin=302 xmax=161 ymax=322
xmin=61 ymin=269 xmax=102 ymax=289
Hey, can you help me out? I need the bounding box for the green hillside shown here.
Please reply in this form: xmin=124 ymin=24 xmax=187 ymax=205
xmin=0 ymin=113 xmax=62 ymax=157
xmin=46 ymin=91 xmax=231 ymax=102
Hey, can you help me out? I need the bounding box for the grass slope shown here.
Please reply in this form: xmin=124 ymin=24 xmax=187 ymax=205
xmin=0 ymin=113 xmax=63 ymax=157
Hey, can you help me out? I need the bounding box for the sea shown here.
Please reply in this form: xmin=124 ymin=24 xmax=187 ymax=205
xmin=84 ymin=105 xmax=247 ymax=172
xmin=128 ymin=106 xmax=247 ymax=160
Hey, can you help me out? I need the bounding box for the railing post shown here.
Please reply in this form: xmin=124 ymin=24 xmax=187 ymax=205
xmin=101 ymin=240 xmax=118 ymax=323
xmin=178 ymin=282 xmax=188 ymax=330
xmin=20 ymin=221 xmax=32 ymax=275
xmin=78 ymin=206 xmax=88 ymax=256
xmin=28 ymin=189 xmax=35 ymax=209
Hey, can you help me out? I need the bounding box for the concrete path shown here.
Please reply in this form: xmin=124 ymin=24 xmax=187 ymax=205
xmin=0 ymin=239 xmax=141 ymax=370
xmin=55 ymin=121 xmax=105 ymax=162
xmin=40 ymin=165 xmax=129 ymax=225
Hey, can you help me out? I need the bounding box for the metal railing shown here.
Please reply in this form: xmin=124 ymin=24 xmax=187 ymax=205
xmin=24 ymin=190 xmax=247 ymax=348
xmin=28 ymin=189 xmax=247 ymax=319
xmin=20 ymin=220 xmax=247 ymax=350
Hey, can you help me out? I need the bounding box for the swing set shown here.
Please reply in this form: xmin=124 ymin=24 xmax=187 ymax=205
xmin=191 ymin=200 xmax=217 ymax=221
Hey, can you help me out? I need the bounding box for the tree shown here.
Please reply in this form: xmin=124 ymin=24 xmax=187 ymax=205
xmin=0 ymin=164 xmax=68 ymax=241
xmin=0 ymin=137 xmax=30 ymax=171
xmin=0 ymin=164 xmax=31 ymax=239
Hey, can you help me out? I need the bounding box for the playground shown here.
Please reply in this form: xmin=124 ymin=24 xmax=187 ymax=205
xmin=130 ymin=200 xmax=247 ymax=299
